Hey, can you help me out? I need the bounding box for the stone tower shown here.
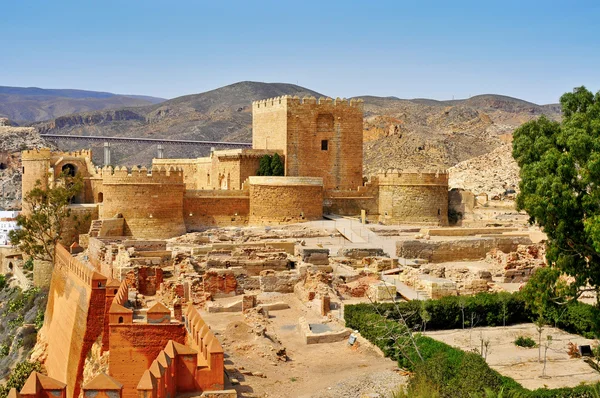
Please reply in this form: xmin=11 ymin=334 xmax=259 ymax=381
xmin=252 ymin=96 xmax=364 ymax=191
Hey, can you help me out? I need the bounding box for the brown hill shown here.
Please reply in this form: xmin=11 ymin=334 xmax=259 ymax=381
xmin=32 ymin=82 xmax=562 ymax=173
xmin=0 ymin=86 xmax=165 ymax=123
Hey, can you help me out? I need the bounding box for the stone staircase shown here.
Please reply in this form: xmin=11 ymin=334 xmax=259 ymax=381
xmin=88 ymin=220 xmax=103 ymax=237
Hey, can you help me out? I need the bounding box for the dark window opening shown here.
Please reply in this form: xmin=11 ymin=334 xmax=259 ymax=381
xmin=98 ymin=192 xmax=104 ymax=203
xmin=0 ymin=163 xmax=6 ymax=170
xmin=114 ymin=289 xmax=118 ymax=294
xmin=118 ymin=317 xmax=124 ymax=324
xmin=61 ymin=164 xmax=76 ymax=177
xmin=438 ymin=209 xmax=441 ymax=216
xmin=321 ymin=140 xmax=329 ymax=151
xmin=8 ymin=262 xmax=13 ymax=271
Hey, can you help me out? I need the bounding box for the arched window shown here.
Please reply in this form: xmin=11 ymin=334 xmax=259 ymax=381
xmin=8 ymin=262 xmax=13 ymax=271
xmin=98 ymin=192 xmax=104 ymax=203
xmin=114 ymin=289 xmax=118 ymax=294
xmin=61 ymin=164 xmax=77 ymax=177
xmin=118 ymin=317 xmax=124 ymax=324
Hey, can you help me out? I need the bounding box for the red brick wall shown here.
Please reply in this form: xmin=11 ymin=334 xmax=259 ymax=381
xmin=109 ymin=324 xmax=186 ymax=398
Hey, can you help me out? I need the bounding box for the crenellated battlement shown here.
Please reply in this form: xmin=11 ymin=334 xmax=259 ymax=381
xmin=377 ymin=169 xmax=449 ymax=186
xmin=252 ymin=95 xmax=363 ymax=110
xmin=55 ymin=244 xmax=107 ymax=287
xmin=22 ymin=148 xmax=92 ymax=160
xmin=100 ymin=165 xmax=185 ymax=185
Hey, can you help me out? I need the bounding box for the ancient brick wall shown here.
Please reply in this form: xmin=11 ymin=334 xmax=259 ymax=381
xmin=183 ymin=191 xmax=249 ymax=230
xmin=42 ymin=245 xmax=107 ymax=398
xmin=21 ymin=149 xmax=52 ymax=213
xmin=252 ymin=96 xmax=364 ymax=190
xmin=100 ymin=166 xmax=186 ymax=239
xmin=248 ymin=176 xmax=323 ymax=225
xmin=109 ymin=324 xmax=186 ymax=398
xmin=61 ymin=204 xmax=98 ymax=246
xmin=378 ymin=170 xmax=449 ymax=226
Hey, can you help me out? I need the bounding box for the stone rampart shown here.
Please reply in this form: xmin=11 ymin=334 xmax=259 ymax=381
xmin=42 ymin=244 xmax=107 ymax=398
xmin=183 ymin=191 xmax=249 ymax=230
xmin=378 ymin=170 xmax=449 ymax=226
xmin=248 ymin=176 xmax=323 ymax=225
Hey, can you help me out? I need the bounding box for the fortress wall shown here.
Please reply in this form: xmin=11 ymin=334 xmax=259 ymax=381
xmin=43 ymin=245 xmax=107 ymax=398
xmin=248 ymin=177 xmax=323 ymax=225
xmin=109 ymin=324 xmax=186 ymax=398
xmin=377 ymin=171 xmax=449 ymax=226
xmin=100 ymin=167 xmax=186 ymax=239
xmin=61 ymin=205 xmax=98 ymax=246
xmin=183 ymin=191 xmax=249 ymax=230
xmin=252 ymin=97 xmax=288 ymax=151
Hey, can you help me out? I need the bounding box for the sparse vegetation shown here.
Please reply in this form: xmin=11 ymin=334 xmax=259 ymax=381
xmin=514 ymin=336 xmax=536 ymax=348
xmin=0 ymin=360 xmax=43 ymax=398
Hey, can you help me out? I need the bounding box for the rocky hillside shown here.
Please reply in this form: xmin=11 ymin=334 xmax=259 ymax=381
xmin=0 ymin=118 xmax=52 ymax=210
xmin=0 ymin=86 xmax=164 ymax=124
xmin=31 ymin=81 xmax=561 ymax=172
xmin=361 ymin=95 xmax=560 ymax=175
xmin=448 ymin=144 xmax=520 ymax=197
xmin=35 ymin=82 xmax=323 ymax=165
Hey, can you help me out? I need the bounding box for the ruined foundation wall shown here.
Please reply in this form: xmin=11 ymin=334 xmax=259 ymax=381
xmin=396 ymin=235 xmax=533 ymax=263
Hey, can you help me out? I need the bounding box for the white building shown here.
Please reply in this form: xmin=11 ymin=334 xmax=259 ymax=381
xmin=0 ymin=211 xmax=20 ymax=246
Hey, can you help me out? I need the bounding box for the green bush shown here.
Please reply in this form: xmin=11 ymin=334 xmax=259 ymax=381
xmin=514 ymin=336 xmax=536 ymax=348
xmin=0 ymin=274 xmax=5 ymax=290
xmin=0 ymin=361 xmax=43 ymax=398
xmin=22 ymin=258 xmax=33 ymax=271
xmin=345 ymin=293 xmax=600 ymax=398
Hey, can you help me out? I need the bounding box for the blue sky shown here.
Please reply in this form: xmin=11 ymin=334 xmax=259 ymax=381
xmin=1 ymin=0 xmax=599 ymax=104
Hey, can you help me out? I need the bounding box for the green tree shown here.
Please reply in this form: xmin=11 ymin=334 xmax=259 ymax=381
xmin=512 ymin=86 xmax=600 ymax=297
xmin=9 ymin=173 xmax=83 ymax=263
xmin=270 ymin=153 xmax=284 ymax=176
xmin=0 ymin=361 xmax=43 ymax=398
xmin=256 ymin=155 xmax=272 ymax=176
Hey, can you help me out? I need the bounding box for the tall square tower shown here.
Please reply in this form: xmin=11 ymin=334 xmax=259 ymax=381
xmin=252 ymin=96 xmax=364 ymax=190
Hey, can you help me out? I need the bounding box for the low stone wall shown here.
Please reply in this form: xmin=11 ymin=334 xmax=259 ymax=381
xmin=422 ymin=227 xmax=519 ymax=236
xmin=396 ymin=235 xmax=532 ymax=263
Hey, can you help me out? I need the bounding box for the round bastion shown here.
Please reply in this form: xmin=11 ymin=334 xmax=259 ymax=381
xmin=248 ymin=176 xmax=323 ymax=225
xmin=100 ymin=166 xmax=186 ymax=239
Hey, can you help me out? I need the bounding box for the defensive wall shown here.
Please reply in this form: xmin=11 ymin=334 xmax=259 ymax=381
xmin=99 ymin=166 xmax=186 ymax=239
xmin=252 ymin=96 xmax=364 ymax=191
xmin=42 ymin=244 xmax=107 ymax=398
xmin=183 ymin=189 xmax=249 ymax=230
xmin=248 ymin=176 xmax=323 ymax=225
xmin=377 ymin=169 xmax=449 ymax=226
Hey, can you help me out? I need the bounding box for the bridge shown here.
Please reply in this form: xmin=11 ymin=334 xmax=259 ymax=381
xmin=40 ymin=134 xmax=253 ymax=164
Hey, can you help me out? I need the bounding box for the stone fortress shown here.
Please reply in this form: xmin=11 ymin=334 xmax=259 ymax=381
xmin=9 ymin=95 xmax=534 ymax=398
xmin=21 ymin=95 xmax=449 ymax=242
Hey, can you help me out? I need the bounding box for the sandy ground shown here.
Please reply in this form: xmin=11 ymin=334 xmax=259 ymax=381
xmin=425 ymin=323 xmax=600 ymax=390
xmin=200 ymin=293 xmax=406 ymax=397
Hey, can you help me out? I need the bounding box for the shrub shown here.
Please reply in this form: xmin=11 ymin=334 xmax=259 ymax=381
xmin=0 ymin=274 xmax=5 ymax=290
xmin=23 ymin=258 xmax=33 ymax=271
xmin=0 ymin=361 xmax=43 ymax=398
xmin=514 ymin=336 xmax=536 ymax=348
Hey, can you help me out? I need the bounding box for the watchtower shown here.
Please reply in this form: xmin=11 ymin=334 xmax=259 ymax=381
xmin=252 ymin=96 xmax=364 ymax=191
